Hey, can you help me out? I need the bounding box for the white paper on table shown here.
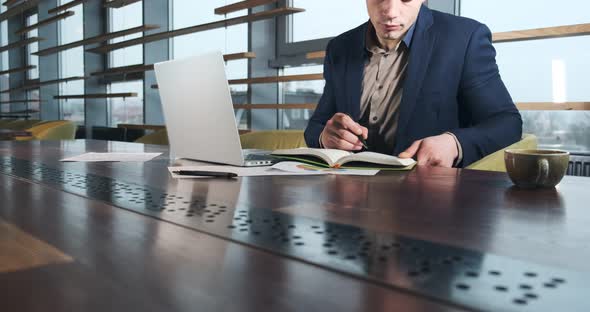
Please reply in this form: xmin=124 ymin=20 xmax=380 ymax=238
xmin=60 ymin=152 xmax=162 ymax=162
xmin=168 ymin=161 xmax=379 ymax=178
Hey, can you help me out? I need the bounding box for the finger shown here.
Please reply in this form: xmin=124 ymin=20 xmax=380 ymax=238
xmin=339 ymin=129 xmax=363 ymax=146
xmin=360 ymin=126 xmax=368 ymax=140
xmin=334 ymin=114 xmax=363 ymax=135
xmin=324 ymin=119 xmax=336 ymax=133
xmin=415 ymin=146 xmax=428 ymax=165
xmin=399 ymin=140 xmax=422 ymax=158
xmin=329 ymin=137 xmax=359 ymax=151
xmin=325 ymin=126 xmax=360 ymax=145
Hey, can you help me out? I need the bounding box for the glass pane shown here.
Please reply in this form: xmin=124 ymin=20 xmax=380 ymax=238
xmin=460 ymin=0 xmax=590 ymax=103
xmin=60 ymin=80 xmax=85 ymax=124
xmin=291 ymin=0 xmax=368 ymax=42
xmin=26 ymin=89 xmax=40 ymax=119
xmin=109 ymin=1 xmax=143 ymax=67
xmin=58 ymin=1 xmax=85 ymax=123
xmin=281 ymin=65 xmax=324 ymax=129
xmin=461 ymin=0 xmax=590 ymax=31
xmin=26 ymin=14 xmax=39 ymax=80
xmin=461 ymin=0 xmax=590 ymax=152
xmin=108 ymin=81 xmax=144 ymax=126
xmin=172 ymin=0 xmax=249 ymax=125
xmin=0 ymin=6 xmax=8 ymax=113
xmin=59 ymin=1 xmax=84 ymax=44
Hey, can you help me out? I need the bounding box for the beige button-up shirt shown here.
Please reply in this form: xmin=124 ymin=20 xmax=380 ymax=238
xmin=359 ymin=24 xmax=409 ymax=155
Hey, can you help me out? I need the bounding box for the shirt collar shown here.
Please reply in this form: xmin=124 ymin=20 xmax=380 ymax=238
xmin=402 ymin=22 xmax=416 ymax=48
xmin=365 ymin=21 xmax=416 ymax=54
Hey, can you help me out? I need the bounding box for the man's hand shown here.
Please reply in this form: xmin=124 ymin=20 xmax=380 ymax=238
xmin=398 ymin=133 xmax=459 ymax=167
xmin=321 ymin=113 xmax=368 ymax=151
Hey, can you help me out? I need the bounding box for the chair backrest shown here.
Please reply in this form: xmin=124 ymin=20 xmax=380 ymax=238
xmin=0 ymin=119 xmax=17 ymax=128
xmin=465 ymin=134 xmax=538 ymax=172
xmin=239 ymin=130 xmax=307 ymax=150
xmin=3 ymin=119 xmax=42 ymax=130
xmin=134 ymin=129 xmax=169 ymax=145
xmin=16 ymin=120 xmax=77 ymax=141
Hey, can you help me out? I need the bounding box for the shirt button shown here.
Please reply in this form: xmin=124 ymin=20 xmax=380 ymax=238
xmin=372 ymin=116 xmax=378 ymax=121
xmin=378 ymin=85 xmax=383 ymax=90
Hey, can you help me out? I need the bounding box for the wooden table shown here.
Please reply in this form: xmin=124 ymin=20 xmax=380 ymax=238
xmin=0 ymin=129 xmax=31 ymax=140
xmin=0 ymin=140 xmax=589 ymax=312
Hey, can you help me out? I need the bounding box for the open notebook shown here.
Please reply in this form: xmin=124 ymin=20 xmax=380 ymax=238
xmin=271 ymin=148 xmax=416 ymax=170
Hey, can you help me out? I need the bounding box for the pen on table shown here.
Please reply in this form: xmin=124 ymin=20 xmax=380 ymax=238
xmin=172 ymin=170 xmax=238 ymax=178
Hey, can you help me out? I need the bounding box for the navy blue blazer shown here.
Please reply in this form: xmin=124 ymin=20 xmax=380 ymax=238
xmin=304 ymin=5 xmax=522 ymax=167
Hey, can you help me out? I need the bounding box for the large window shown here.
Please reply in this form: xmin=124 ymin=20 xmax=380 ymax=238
xmin=460 ymin=0 xmax=590 ymax=151
xmin=107 ymin=1 xmax=144 ymax=126
xmin=58 ymin=0 xmax=85 ymax=124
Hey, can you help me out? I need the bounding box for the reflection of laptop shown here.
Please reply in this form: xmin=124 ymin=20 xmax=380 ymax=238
xmin=154 ymin=51 xmax=274 ymax=167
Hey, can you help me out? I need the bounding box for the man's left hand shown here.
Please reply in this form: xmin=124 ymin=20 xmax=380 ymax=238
xmin=398 ymin=133 xmax=459 ymax=167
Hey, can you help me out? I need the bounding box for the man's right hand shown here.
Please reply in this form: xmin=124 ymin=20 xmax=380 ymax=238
xmin=320 ymin=113 xmax=368 ymax=151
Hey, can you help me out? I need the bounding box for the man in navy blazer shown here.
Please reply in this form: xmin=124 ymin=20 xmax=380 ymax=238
xmin=304 ymin=0 xmax=522 ymax=167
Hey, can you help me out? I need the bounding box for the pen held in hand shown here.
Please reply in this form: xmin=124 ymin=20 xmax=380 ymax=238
xmin=172 ymin=170 xmax=238 ymax=178
xmin=357 ymin=134 xmax=369 ymax=150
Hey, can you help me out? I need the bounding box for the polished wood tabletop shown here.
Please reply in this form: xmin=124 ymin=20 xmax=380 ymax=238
xmin=0 ymin=129 xmax=31 ymax=140
xmin=1 ymin=140 xmax=589 ymax=312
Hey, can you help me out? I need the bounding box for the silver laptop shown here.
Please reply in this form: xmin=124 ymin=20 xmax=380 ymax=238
xmin=154 ymin=51 xmax=274 ymax=167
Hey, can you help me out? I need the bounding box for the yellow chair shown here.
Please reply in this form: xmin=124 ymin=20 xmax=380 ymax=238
xmin=3 ymin=119 xmax=42 ymax=130
xmin=15 ymin=120 xmax=77 ymax=141
xmin=465 ymin=134 xmax=538 ymax=172
xmin=239 ymin=130 xmax=307 ymax=150
xmin=134 ymin=129 xmax=308 ymax=149
xmin=135 ymin=129 xmax=169 ymax=145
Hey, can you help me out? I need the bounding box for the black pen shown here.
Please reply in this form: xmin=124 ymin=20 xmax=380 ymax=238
xmin=344 ymin=113 xmax=369 ymax=150
xmin=357 ymin=134 xmax=369 ymax=150
xmin=172 ymin=170 xmax=238 ymax=178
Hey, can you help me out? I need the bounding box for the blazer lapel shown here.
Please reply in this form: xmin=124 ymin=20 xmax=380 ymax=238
xmin=395 ymin=6 xmax=436 ymax=148
xmin=346 ymin=23 xmax=369 ymax=120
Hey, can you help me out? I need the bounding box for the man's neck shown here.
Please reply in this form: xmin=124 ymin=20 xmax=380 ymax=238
xmin=376 ymin=36 xmax=401 ymax=51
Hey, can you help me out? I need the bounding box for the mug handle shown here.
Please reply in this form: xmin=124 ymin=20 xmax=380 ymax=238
xmin=535 ymin=158 xmax=550 ymax=185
